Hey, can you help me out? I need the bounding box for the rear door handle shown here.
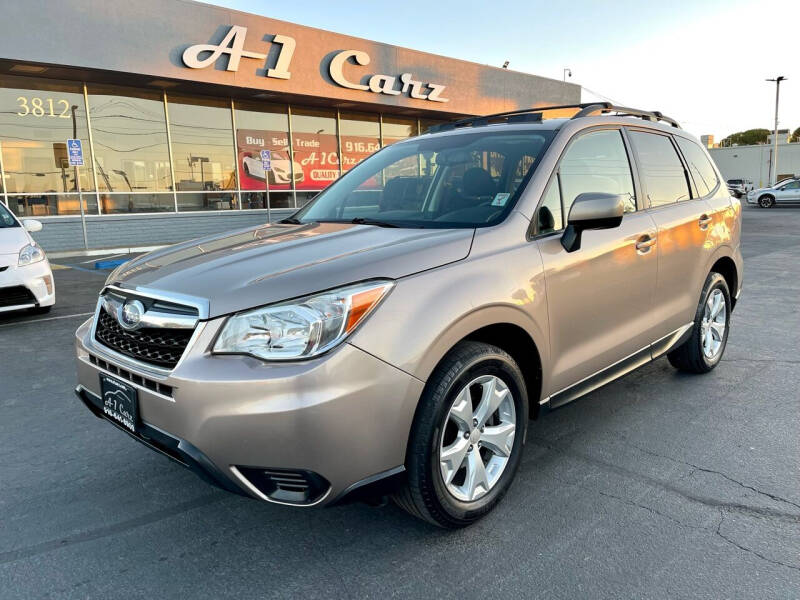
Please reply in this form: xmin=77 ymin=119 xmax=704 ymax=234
xmin=635 ymin=235 xmax=656 ymax=253
xmin=699 ymin=214 xmax=712 ymax=229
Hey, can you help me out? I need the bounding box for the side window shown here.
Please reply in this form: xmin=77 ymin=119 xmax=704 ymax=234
xmin=536 ymin=178 xmax=563 ymax=234
xmin=783 ymin=181 xmax=800 ymax=190
xmin=676 ymin=137 xmax=719 ymax=197
xmin=629 ymin=131 xmax=691 ymax=207
xmin=559 ymin=129 xmax=636 ymax=216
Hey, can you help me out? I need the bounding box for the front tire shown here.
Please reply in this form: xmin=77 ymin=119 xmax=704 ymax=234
xmin=393 ymin=341 xmax=528 ymax=528
xmin=758 ymin=195 xmax=775 ymax=208
xmin=668 ymin=272 xmax=731 ymax=373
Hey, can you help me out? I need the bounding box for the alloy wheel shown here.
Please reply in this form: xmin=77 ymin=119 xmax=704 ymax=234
xmin=701 ymin=288 xmax=727 ymax=359
xmin=438 ymin=375 xmax=516 ymax=502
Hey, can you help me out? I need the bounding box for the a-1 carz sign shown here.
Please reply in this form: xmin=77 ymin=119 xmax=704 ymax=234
xmin=183 ymin=26 xmax=449 ymax=104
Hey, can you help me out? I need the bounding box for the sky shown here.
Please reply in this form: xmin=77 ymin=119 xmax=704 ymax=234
xmin=200 ymin=0 xmax=799 ymax=141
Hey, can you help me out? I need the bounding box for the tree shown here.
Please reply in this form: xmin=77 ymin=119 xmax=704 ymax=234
xmin=719 ymin=128 xmax=771 ymax=147
xmin=790 ymin=127 xmax=800 ymax=143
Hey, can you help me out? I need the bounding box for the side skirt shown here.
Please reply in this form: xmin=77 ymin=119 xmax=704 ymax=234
xmin=540 ymin=323 xmax=693 ymax=411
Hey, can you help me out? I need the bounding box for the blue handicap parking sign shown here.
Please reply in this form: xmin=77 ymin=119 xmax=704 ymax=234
xmin=260 ymin=149 xmax=271 ymax=170
xmin=67 ymin=139 xmax=84 ymax=166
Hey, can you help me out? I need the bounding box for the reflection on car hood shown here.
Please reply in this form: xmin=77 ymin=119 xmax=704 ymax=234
xmin=110 ymin=222 xmax=475 ymax=317
xmin=0 ymin=227 xmax=29 ymax=256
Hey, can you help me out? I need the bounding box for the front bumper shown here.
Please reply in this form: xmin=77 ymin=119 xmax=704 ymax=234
xmin=0 ymin=257 xmax=55 ymax=312
xmin=74 ymin=316 xmax=423 ymax=506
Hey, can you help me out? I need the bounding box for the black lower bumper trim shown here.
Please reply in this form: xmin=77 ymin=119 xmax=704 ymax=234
xmin=75 ymin=385 xmax=247 ymax=498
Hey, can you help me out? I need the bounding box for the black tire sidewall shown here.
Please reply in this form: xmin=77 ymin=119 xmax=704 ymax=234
xmin=416 ymin=346 xmax=528 ymax=524
xmin=695 ymin=274 xmax=731 ymax=369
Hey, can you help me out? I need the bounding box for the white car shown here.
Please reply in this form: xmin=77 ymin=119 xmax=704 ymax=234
xmin=746 ymin=177 xmax=800 ymax=208
xmin=0 ymin=203 xmax=55 ymax=314
xmin=726 ymin=178 xmax=753 ymax=198
xmin=241 ymin=150 xmax=304 ymax=186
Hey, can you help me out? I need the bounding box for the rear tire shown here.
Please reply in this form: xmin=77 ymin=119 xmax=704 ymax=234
xmin=758 ymin=195 xmax=775 ymax=208
xmin=668 ymin=272 xmax=730 ymax=374
xmin=393 ymin=341 xmax=528 ymax=528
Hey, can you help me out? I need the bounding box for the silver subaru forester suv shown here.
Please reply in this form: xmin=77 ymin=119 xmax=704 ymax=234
xmin=75 ymin=103 xmax=743 ymax=528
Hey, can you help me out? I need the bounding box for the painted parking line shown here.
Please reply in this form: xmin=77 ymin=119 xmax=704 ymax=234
xmin=0 ymin=312 xmax=94 ymax=328
xmin=51 ymin=263 xmax=108 ymax=274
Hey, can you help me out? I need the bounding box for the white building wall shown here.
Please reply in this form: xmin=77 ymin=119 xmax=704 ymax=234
xmin=710 ymin=142 xmax=800 ymax=187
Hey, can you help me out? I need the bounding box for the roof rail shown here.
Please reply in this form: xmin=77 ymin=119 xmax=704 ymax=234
xmin=426 ymin=102 xmax=680 ymax=133
xmin=571 ymin=103 xmax=680 ymax=128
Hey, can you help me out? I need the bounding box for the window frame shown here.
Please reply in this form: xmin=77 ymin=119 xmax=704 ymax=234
xmin=673 ymin=134 xmax=721 ymax=200
xmin=529 ymin=125 xmax=641 ymax=239
xmin=624 ymin=126 xmax=694 ymax=210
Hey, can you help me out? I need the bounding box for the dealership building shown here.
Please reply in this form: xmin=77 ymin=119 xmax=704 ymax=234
xmin=0 ymin=0 xmax=579 ymax=253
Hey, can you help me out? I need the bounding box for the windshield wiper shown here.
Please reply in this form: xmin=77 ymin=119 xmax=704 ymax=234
xmin=350 ymin=217 xmax=399 ymax=228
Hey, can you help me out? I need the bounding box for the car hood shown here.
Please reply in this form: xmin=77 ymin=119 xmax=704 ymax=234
xmin=749 ymin=186 xmax=773 ymax=195
xmin=110 ymin=222 xmax=474 ymax=317
xmin=0 ymin=227 xmax=29 ymax=256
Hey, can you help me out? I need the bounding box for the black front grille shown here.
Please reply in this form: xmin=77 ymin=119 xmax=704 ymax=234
xmin=94 ymin=307 xmax=193 ymax=369
xmin=0 ymin=285 xmax=36 ymax=308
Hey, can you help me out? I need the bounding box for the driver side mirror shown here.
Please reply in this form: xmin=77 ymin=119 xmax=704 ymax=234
xmin=22 ymin=219 xmax=43 ymax=233
xmin=561 ymin=193 xmax=624 ymax=253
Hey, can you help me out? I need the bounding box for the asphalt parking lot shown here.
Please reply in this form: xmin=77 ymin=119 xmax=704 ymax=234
xmin=1 ymin=206 xmax=798 ymax=599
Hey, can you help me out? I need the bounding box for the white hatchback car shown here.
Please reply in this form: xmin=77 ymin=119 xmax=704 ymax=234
xmin=0 ymin=203 xmax=55 ymax=314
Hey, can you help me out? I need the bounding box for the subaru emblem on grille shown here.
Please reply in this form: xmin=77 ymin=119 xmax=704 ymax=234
xmin=118 ymin=300 xmax=145 ymax=331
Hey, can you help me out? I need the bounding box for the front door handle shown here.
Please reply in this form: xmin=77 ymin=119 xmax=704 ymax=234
xmin=699 ymin=214 xmax=712 ymax=229
xmin=635 ymin=235 xmax=656 ymax=253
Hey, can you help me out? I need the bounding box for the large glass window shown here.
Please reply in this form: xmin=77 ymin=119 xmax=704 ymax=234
xmin=559 ymin=129 xmax=636 ymax=216
xmin=382 ymin=116 xmax=417 ymax=146
xmin=339 ymin=112 xmax=380 ymax=173
xmin=167 ymin=95 xmax=237 ymax=211
xmin=233 ymin=101 xmax=294 ymax=209
xmin=88 ymin=85 xmax=173 ymax=213
xmin=291 ymin=107 xmax=339 ymax=191
xmin=295 ymin=129 xmax=554 ymax=228
xmin=675 ymin=137 xmax=719 ymax=197
xmin=0 ymin=75 xmax=96 ymax=216
xmin=628 ymin=131 xmax=691 ymax=208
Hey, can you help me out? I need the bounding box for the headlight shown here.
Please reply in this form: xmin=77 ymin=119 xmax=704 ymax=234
xmin=213 ymin=280 xmax=394 ymax=361
xmin=18 ymin=243 xmax=45 ymax=266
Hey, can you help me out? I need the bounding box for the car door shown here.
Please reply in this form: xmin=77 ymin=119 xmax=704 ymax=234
xmin=534 ymin=128 xmax=658 ymax=401
xmin=776 ymin=180 xmax=800 ymax=203
xmin=628 ymin=130 xmax=715 ymax=343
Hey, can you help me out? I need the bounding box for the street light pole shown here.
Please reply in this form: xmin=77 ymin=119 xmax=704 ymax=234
xmin=766 ymin=76 xmax=786 ymax=185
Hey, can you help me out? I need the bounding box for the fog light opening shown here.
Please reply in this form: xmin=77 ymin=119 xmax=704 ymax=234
xmin=236 ymin=466 xmax=330 ymax=505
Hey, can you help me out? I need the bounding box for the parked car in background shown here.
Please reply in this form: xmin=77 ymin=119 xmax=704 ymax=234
xmin=74 ymin=103 xmax=742 ymax=528
xmin=746 ymin=177 xmax=800 ymax=207
xmin=726 ymin=178 xmax=754 ymax=198
xmin=0 ymin=202 xmax=55 ymax=314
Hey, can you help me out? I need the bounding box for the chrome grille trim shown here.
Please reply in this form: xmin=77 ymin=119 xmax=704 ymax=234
xmin=89 ymin=286 xmax=209 ymax=374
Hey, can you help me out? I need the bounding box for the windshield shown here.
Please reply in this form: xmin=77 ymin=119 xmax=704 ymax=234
xmin=0 ymin=203 xmax=20 ymax=228
xmin=727 ymin=179 xmax=742 ymax=184
xmin=293 ymin=129 xmax=555 ymax=228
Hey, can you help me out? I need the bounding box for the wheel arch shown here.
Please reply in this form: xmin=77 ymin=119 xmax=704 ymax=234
xmin=415 ymin=306 xmax=548 ymax=421
xmin=707 ymin=252 xmax=739 ymax=310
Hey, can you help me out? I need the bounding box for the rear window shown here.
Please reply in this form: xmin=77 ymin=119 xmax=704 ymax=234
xmin=727 ymin=179 xmax=742 ymax=185
xmin=628 ymin=131 xmax=691 ymax=208
xmin=676 ymin=137 xmax=719 ymax=197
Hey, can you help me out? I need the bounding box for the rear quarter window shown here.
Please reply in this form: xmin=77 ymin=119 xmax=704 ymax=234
xmin=676 ymin=137 xmax=720 ymax=197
